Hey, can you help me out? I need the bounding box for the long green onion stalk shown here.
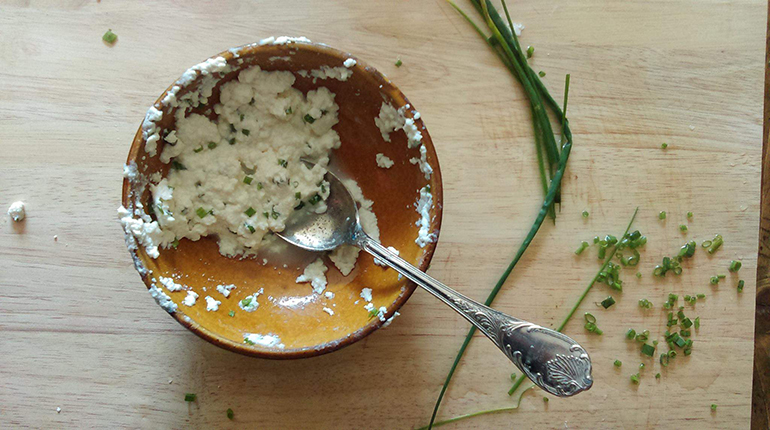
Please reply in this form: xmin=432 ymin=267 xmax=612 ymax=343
xmin=426 ymin=0 xmax=574 ymax=428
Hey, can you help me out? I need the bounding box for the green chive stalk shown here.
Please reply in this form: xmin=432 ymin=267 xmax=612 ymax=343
xmin=427 ymin=1 xmax=574 ymax=428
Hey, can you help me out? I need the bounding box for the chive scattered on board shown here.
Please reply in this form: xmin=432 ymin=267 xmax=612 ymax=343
xmin=538 ymin=71 xmax=546 ymax=77
xmin=614 ymin=360 xmax=622 ymax=367
xmin=196 ymin=207 xmax=208 ymax=219
xmin=228 ymin=310 xmax=235 ymax=317
xmin=184 ymin=393 xmax=196 ymax=402
xmin=103 ymin=29 xmax=118 ymax=44
xmin=526 ymin=45 xmax=534 ymax=58
xmin=243 ymin=176 xmax=253 ymax=185
xmin=659 ymin=211 xmax=666 ymax=220
xmin=575 ymin=241 xmax=589 ymax=255
xmin=395 ymin=58 xmax=403 ymax=67
xmin=729 ymin=260 xmax=742 ymax=272
xmin=679 ymin=224 xmax=688 ymax=232
xmin=738 ymin=280 xmax=745 ymax=292
xmin=227 ymin=408 xmax=234 ymax=419
xmin=244 ymin=207 xmax=256 ymax=217
xmin=600 ymin=296 xmax=616 ymax=309
xmin=661 ymin=143 xmax=668 ymax=149
xmin=630 ymin=373 xmax=640 ymax=384
xmin=711 ymin=404 xmax=717 ymax=412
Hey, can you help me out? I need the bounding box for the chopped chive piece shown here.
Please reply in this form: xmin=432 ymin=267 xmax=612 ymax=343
xmin=526 ymin=45 xmax=534 ymax=58
xmin=241 ymin=297 xmax=252 ymax=306
xmin=229 ymin=138 xmax=236 ymax=145
xmin=584 ymin=313 xmax=596 ymax=324
xmin=614 ymin=359 xmax=622 ymax=367
xmin=639 ymin=363 xmax=645 ymax=370
xmin=600 ymin=296 xmax=616 ymax=309
xmin=102 ymin=29 xmax=118 ymax=44
xmin=303 ymin=114 xmax=316 ymax=124
xmin=729 ymin=260 xmax=742 ymax=272
xmin=285 ymin=107 xmax=293 ymax=114
xmin=510 ymin=373 xmax=516 ymax=381
xmin=294 ymin=192 xmax=301 ymax=200
xmin=687 ymin=211 xmax=693 ymax=218
xmin=681 ymin=318 xmax=693 ymax=329
xmin=228 ymin=310 xmax=235 ymax=317
xmin=660 ymin=353 xmax=670 ymax=367
xmin=638 ymin=299 xmax=653 ymax=309
xmin=636 ymin=272 xmax=642 ymax=279
xmin=641 ymin=343 xmax=655 ymax=357
xmin=635 ymin=330 xmax=649 ymax=342
xmin=661 ymin=142 xmax=668 ymax=149
xmin=229 ymin=124 xmax=237 ymax=133
xmin=244 ymin=338 xmax=255 ymax=345
xmin=659 ymin=211 xmax=667 ymax=220
xmin=630 ymin=373 xmax=640 ymax=384
xmin=706 ymin=234 xmax=723 ymax=254
xmin=194 ymin=146 xmax=204 ymax=153
xmin=227 ymin=408 xmax=234 ymax=419
xmin=711 ymin=404 xmax=717 ymax=412
xmin=263 ymin=211 xmax=269 ymax=218
xmin=271 ymin=207 xmax=280 ymax=220
xmin=246 ymin=224 xmax=255 ymax=233
xmin=717 ymin=274 xmax=726 ymax=279
xmin=170 ymin=239 xmax=180 ymax=249
xmin=655 ymin=373 xmax=661 ymax=379
xmin=243 ymin=176 xmax=253 ymax=185
xmin=196 ymin=207 xmax=208 ymax=218
xmin=679 ymin=224 xmax=688 ymax=232
xmin=294 ymin=201 xmax=305 ymax=210
xmin=184 ymin=393 xmax=196 ymax=402
xmin=278 ymin=159 xmax=288 ymax=168
xmin=239 ymin=113 xmax=245 ymax=121
xmin=308 ymin=194 xmax=322 ymax=205
xmin=208 ymin=141 xmax=217 ymax=149
xmin=626 ymin=328 xmax=637 ymax=339
xmin=244 ymin=207 xmax=256 ymax=217
xmin=575 ymin=241 xmax=589 ymax=255
xmin=701 ymin=240 xmax=712 ymax=248
xmin=395 ymin=58 xmax=403 ymax=67
xmin=539 ymin=71 xmax=546 ymax=77
xmin=242 ymin=129 xmax=250 ymax=136
xmin=543 ymin=397 xmax=549 ymax=403
xmin=738 ymin=280 xmax=745 ymax=292
xmin=681 ymin=329 xmax=691 ymax=337
xmin=697 ymin=293 xmax=705 ymax=299
xmin=257 ymin=182 xmax=263 ymax=190
xmin=709 ymin=276 xmax=719 ymax=285
xmin=172 ymin=160 xmax=186 ymax=170
xmin=582 ymin=210 xmax=589 ymax=218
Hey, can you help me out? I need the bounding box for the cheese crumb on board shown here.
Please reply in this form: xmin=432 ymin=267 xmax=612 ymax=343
xmin=216 ymin=284 xmax=236 ymax=298
xmin=7 ymin=201 xmax=25 ymax=221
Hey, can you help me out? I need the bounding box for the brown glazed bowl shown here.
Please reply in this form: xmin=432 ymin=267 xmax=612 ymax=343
xmin=121 ymin=40 xmax=442 ymax=358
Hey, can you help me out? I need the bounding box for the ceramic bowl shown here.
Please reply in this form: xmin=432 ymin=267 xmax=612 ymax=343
xmin=121 ymin=40 xmax=443 ymax=358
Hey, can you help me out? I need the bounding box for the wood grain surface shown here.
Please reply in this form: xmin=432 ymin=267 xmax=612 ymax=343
xmin=0 ymin=1 xmax=764 ymax=428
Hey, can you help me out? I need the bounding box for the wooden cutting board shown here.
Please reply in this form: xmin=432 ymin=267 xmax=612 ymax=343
xmin=0 ymin=0 xmax=763 ymax=428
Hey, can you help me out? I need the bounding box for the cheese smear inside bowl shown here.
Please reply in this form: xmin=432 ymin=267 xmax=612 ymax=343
xmin=119 ymin=38 xmax=443 ymax=358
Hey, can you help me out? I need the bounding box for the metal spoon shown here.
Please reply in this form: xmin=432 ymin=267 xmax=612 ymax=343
xmin=276 ymin=165 xmax=593 ymax=397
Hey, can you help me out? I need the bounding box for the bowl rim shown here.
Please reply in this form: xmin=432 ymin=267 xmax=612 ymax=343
xmin=121 ymin=40 xmax=444 ymax=359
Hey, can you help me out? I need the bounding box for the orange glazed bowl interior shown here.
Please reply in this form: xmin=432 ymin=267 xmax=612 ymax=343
xmin=120 ymin=40 xmax=443 ymax=358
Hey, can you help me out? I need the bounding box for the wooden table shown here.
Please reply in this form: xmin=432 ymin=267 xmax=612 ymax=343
xmin=1 ymin=1 xmax=764 ymax=428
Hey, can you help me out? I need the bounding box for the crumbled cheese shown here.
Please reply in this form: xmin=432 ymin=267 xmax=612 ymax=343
xmin=322 ymin=307 xmax=335 ymax=316
xmin=258 ymin=36 xmax=312 ymax=46
xmin=375 ymin=153 xmax=394 ymax=169
xmin=364 ymin=302 xmax=375 ymax=312
xmin=374 ymin=246 xmax=400 ymax=267
xmin=123 ymin=161 xmax=139 ymax=181
xmin=360 ymin=288 xmax=373 ymax=302
xmin=117 ymin=206 xmax=174 ymax=259
xmin=343 ymin=58 xmax=357 ymax=68
xmin=324 ymin=291 xmax=335 ymax=299
xmin=56 ymin=407 xmax=61 ymax=413
xmin=415 ymin=187 xmax=436 ymax=247
xmin=382 ymin=311 xmax=400 ymax=328
xmin=148 ymin=286 xmax=177 ymax=313
xmin=328 ymin=179 xmax=380 ymax=275
xmin=512 ymin=22 xmax=524 ymax=36
xmin=239 ymin=289 xmax=263 ymax=312
xmin=268 ymin=56 xmax=291 ymax=62
xmin=7 ymin=201 xmax=25 ymax=221
xmin=216 ymin=284 xmax=236 ymax=298
xmin=309 ymin=66 xmax=352 ymax=81
xmin=182 ymin=291 xmax=198 ymax=306
xmin=375 ymin=102 xmax=423 ymax=149
xmin=296 ymin=258 xmax=328 ymax=294
xmin=158 ymin=276 xmax=185 ymax=292
xmin=244 ymin=332 xmax=285 ymax=348
xmin=205 ymin=296 xmax=221 ymax=311
xmin=377 ymin=306 xmax=388 ymax=322
xmin=409 ymin=144 xmax=433 ymax=180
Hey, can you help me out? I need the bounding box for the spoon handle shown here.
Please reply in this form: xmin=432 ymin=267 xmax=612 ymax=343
xmin=357 ymin=234 xmax=593 ymax=397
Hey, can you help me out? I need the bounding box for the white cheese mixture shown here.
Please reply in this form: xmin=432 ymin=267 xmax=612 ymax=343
xmin=239 ymin=288 xmax=264 ymax=312
xmin=182 ymin=291 xmax=198 ymax=307
xmin=375 ymin=153 xmax=394 ymax=169
xmin=7 ymin=201 xmax=25 ymax=221
xmin=216 ymin=284 xmax=236 ymax=298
